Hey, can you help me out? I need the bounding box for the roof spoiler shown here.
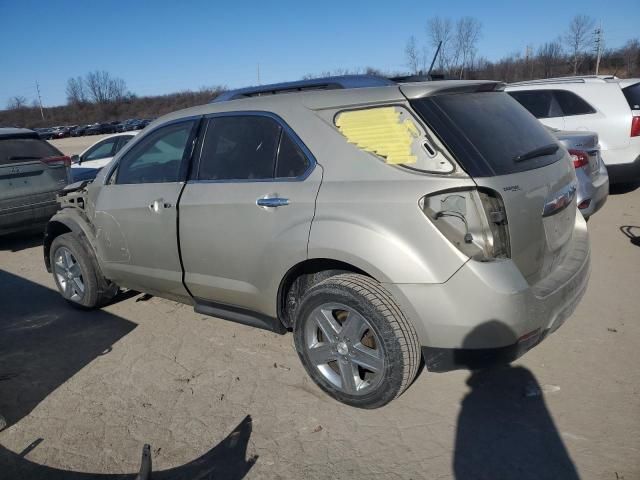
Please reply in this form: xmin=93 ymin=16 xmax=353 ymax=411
xmin=210 ymin=75 xmax=395 ymax=103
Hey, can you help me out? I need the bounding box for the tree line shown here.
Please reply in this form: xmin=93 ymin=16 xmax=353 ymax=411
xmin=1 ymin=69 xmax=225 ymax=129
xmin=405 ymin=14 xmax=639 ymax=81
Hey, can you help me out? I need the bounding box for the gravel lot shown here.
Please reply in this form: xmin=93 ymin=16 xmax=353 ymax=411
xmin=1 ymin=136 xmax=639 ymax=479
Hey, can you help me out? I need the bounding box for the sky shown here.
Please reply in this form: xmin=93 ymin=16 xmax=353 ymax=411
xmin=1 ymin=0 xmax=638 ymax=108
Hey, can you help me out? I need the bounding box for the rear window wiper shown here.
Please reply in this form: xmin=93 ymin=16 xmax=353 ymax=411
xmin=513 ymin=144 xmax=559 ymax=163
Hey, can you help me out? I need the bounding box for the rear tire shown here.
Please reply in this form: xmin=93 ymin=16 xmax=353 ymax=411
xmin=293 ymin=273 xmax=421 ymax=408
xmin=50 ymin=233 xmax=117 ymax=309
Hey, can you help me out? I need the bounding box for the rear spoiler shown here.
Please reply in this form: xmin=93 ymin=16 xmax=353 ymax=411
xmin=399 ymin=81 xmax=505 ymax=100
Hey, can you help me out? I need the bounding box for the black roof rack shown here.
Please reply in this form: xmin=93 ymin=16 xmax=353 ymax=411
xmin=211 ymin=75 xmax=396 ymax=103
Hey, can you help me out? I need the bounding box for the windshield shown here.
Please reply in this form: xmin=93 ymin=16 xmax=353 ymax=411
xmin=622 ymin=82 xmax=640 ymax=110
xmin=410 ymin=91 xmax=565 ymax=177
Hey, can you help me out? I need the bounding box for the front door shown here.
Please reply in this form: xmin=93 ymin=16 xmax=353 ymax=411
xmin=93 ymin=119 xmax=198 ymax=300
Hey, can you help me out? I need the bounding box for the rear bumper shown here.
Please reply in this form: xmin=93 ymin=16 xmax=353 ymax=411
xmin=385 ymin=215 xmax=590 ymax=371
xmin=576 ymin=164 xmax=609 ymax=218
xmin=0 ymin=197 xmax=59 ymax=235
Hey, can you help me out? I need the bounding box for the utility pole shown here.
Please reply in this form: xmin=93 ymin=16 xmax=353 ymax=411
xmin=594 ymin=23 xmax=603 ymax=75
xmin=35 ymin=80 xmax=45 ymax=120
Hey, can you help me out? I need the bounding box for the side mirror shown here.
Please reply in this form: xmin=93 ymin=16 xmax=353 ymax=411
xmin=71 ymin=154 xmax=80 ymax=165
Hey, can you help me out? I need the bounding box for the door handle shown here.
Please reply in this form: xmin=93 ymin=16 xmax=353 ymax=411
xmin=148 ymin=199 xmax=173 ymax=213
xmin=256 ymin=196 xmax=289 ymax=208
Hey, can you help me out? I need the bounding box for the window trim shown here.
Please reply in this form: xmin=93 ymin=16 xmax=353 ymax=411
xmin=190 ymin=110 xmax=317 ymax=184
xmin=104 ymin=117 xmax=202 ymax=185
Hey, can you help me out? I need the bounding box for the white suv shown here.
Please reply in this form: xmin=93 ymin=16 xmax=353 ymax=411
xmin=506 ymin=76 xmax=640 ymax=184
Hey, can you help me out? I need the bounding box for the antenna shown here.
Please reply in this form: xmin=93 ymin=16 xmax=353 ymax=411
xmin=35 ymin=80 xmax=45 ymax=121
xmin=594 ymin=23 xmax=603 ymax=75
xmin=427 ymin=41 xmax=443 ymax=77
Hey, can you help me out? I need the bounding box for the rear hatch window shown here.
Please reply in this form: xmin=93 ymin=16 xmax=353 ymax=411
xmin=410 ymin=91 xmax=565 ymax=177
xmin=622 ymin=82 xmax=640 ymax=110
xmin=0 ymin=137 xmax=62 ymax=165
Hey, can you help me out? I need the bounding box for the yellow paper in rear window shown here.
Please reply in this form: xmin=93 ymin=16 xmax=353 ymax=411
xmin=335 ymin=107 xmax=419 ymax=164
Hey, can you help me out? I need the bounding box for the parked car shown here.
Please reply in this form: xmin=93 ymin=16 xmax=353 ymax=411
xmin=52 ymin=126 xmax=76 ymax=139
xmin=85 ymin=123 xmax=117 ymax=135
xmin=506 ymin=76 xmax=640 ymax=184
xmin=44 ymin=77 xmax=590 ymax=408
xmin=551 ymin=128 xmax=608 ymax=219
xmin=1 ymin=128 xmax=70 ymax=235
xmin=71 ymin=125 xmax=89 ymax=137
xmin=70 ymin=132 xmax=137 ymax=181
xmin=35 ymin=127 xmax=55 ymax=140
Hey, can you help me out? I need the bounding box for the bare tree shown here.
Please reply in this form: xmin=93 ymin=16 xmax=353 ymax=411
xmin=6 ymin=95 xmax=27 ymax=110
xmin=405 ymin=36 xmax=421 ymax=74
xmin=85 ymin=70 xmax=129 ymax=104
xmin=454 ymin=17 xmax=482 ymax=79
xmin=538 ymin=40 xmax=563 ymax=78
xmin=622 ymin=39 xmax=640 ymax=76
xmin=65 ymin=76 xmax=87 ymax=104
xmin=427 ymin=17 xmax=453 ymax=72
xmin=564 ymin=15 xmax=595 ymax=75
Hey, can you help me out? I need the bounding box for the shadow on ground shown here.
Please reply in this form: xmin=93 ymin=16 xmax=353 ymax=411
xmin=609 ymin=181 xmax=639 ymax=195
xmin=620 ymin=225 xmax=640 ymax=247
xmin=453 ymin=322 xmax=580 ymax=480
xmin=0 ymin=229 xmax=45 ymax=252
xmin=0 ymin=270 xmax=256 ymax=478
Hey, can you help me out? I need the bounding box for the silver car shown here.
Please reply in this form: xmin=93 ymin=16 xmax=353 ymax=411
xmin=44 ymin=77 xmax=590 ymax=408
xmin=551 ymin=129 xmax=609 ymax=219
xmin=1 ymin=128 xmax=70 ymax=236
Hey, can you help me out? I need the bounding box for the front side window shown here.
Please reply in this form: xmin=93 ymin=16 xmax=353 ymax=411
xmin=198 ymin=116 xmax=281 ymax=181
xmin=84 ymin=138 xmax=118 ymax=161
xmin=116 ymin=121 xmax=195 ymax=184
xmin=554 ymin=90 xmax=596 ymax=116
xmin=508 ymin=90 xmax=562 ymax=119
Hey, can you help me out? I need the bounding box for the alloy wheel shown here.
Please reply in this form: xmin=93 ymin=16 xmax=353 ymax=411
xmin=304 ymin=302 xmax=385 ymax=395
xmin=53 ymin=246 xmax=85 ymax=302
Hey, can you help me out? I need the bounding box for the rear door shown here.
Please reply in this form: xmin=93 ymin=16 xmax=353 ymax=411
xmin=409 ymin=90 xmax=577 ymax=284
xmin=92 ymin=119 xmax=198 ymax=299
xmin=179 ymin=113 xmax=321 ymax=315
xmin=0 ymin=134 xmax=68 ymax=230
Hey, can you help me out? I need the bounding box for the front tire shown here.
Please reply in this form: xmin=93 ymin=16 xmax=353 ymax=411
xmin=293 ymin=273 xmax=421 ymax=408
xmin=50 ymin=233 xmax=117 ymax=308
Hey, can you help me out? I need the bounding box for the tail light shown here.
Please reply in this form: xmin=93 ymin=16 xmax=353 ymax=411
xmin=420 ymin=188 xmax=510 ymax=261
xmin=42 ymin=155 xmax=71 ymax=167
xmin=568 ymin=150 xmax=589 ymax=169
xmin=631 ymin=116 xmax=640 ymax=137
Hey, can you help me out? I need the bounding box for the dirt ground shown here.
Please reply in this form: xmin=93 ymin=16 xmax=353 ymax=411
xmin=0 ymin=135 xmax=639 ymax=479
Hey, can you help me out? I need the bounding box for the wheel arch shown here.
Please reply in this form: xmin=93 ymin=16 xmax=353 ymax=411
xmin=44 ymin=212 xmax=97 ymax=272
xmin=276 ymin=258 xmax=372 ymax=329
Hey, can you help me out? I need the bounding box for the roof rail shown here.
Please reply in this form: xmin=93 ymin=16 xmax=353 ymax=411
xmin=211 ymin=75 xmax=395 ymax=103
xmin=509 ymin=75 xmax=618 ymax=87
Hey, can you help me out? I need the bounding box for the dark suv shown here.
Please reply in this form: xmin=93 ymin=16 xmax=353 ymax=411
xmin=1 ymin=128 xmax=70 ymax=235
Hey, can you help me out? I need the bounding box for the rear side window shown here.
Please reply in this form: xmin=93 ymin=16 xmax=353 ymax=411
xmin=554 ymin=90 xmax=596 ymax=115
xmin=623 ymin=82 xmax=640 ymax=110
xmin=276 ymin=133 xmax=309 ymax=178
xmin=507 ymin=90 xmax=562 ymax=119
xmin=198 ymin=116 xmax=281 ymax=181
xmin=411 ymin=92 xmax=564 ymax=177
xmin=0 ymin=137 xmax=61 ymax=165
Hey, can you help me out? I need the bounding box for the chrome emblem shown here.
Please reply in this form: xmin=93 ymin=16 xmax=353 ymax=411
xmin=542 ymin=182 xmax=577 ymax=217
